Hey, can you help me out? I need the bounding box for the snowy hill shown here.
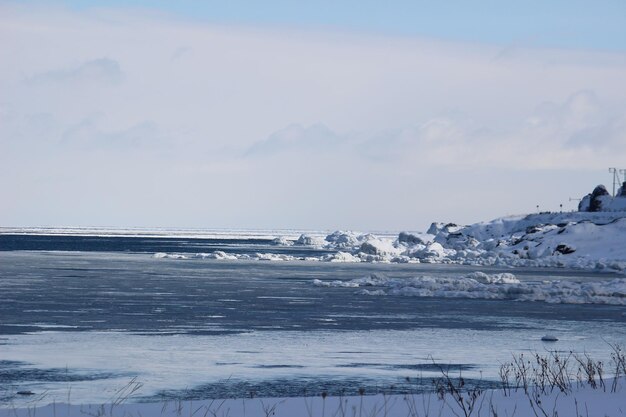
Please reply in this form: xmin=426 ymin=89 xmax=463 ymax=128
xmin=425 ymin=211 xmax=626 ymax=271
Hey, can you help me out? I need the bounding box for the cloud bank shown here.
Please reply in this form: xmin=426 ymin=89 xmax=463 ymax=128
xmin=1 ymin=4 xmax=626 ymax=230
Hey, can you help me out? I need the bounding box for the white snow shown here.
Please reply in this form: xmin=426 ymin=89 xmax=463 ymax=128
xmin=271 ymin=236 xmax=294 ymax=246
xmin=195 ymin=251 xmax=238 ymax=260
xmin=358 ymin=234 xmax=403 ymax=257
xmin=465 ymin=271 xmax=520 ymax=284
xmin=153 ymin=252 xmax=188 ymax=259
xmin=3 ymin=378 xmax=624 ymax=417
xmin=295 ymin=234 xmax=327 ymax=247
xmin=140 ymin=210 xmax=626 ymax=275
xmin=324 ymin=230 xmax=362 ymax=248
xmin=254 ymin=252 xmax=296 ymax=261
xmin=271 ymin=211 xmax=626 ymax=272
xmin=322 ymin=251 xmax=361 ymax=262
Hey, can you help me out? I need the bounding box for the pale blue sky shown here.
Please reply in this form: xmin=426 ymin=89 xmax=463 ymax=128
xmin=20 ymin=0 xmax=626 ymax=50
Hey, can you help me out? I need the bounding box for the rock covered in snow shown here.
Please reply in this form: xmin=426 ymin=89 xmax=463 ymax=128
xmin=427 ymin=222 xmax=463 ymax=236
xmin=397 ymin=232 xmax=426 ymax=245
xmin=606 ymin=187 xmax=626 ymax=211
xmin=554 ymin=244 xmax=576 ymax=255
xmin=295 ymin=234 xmax=326 ymax=246
xmin=578 ymin=194 xmax=591 ymax=212
xmin=407 ymin=242 xmax=446 ymax=260
xmin=358 ymin=235 xmax=400 ymax=256
xmin=590 ymin=185 xmax=610 ymax=212
xmin=578 ymin=184 xmax=626 ymax=212
xmin=325 ymin=230 xmax=361 ymax=248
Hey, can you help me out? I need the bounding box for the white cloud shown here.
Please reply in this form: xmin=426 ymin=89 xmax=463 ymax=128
xmin=246 ymin=90 xmax=626 ymax=170
xmin=26 ymin=58 xmax=123 ymax=86
xmin=245 ymin=124 xmax=341 ymax=156
xmin=61 ymin=119 xmax=163 ymax=150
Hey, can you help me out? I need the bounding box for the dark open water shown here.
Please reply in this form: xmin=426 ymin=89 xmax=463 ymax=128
xmin=1 ymin=233 xmax=625 ymax=405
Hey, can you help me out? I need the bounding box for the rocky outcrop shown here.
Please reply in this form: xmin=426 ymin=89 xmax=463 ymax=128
xmin=579 ymin=184 xmax=612 ymax=212
xmin=590 ymin=185 xmax=610 ymax=212
xmin=397 ymin=232 xmax=426 ymax=245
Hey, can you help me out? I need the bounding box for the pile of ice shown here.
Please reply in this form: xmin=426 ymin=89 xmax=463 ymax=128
xmin=154 ymin=252 xmax=300 ymax=262
xmin=154 ymin=209 xmax=626 ymax=272
xmin=154 ymin=252 xmax=189 ymax=259
xmin=313 ymin=272 xmax=626 ymax=305
xmin=292 ymin=230 xmax=441 ymax=262
xmin=297 ymin=212 xmax=626 ymax=271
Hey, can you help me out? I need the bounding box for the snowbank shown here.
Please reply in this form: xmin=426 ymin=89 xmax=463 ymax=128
xmin=3 ymin=377 xmax=624 ymax=417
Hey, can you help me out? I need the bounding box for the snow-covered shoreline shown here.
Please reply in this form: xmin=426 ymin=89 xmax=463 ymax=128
xmin=152 ymin=211 xmax=626 ymax=274
xmin=6 ymin=210 xmax=626 ymax=274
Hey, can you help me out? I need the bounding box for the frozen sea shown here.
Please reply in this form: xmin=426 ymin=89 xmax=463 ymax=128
xmin=1 ymin=230 xmax=625 ymax=407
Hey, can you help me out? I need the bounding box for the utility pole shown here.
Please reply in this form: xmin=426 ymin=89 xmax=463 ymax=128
xmin=609 ymin=168 xmax=622 ymax=197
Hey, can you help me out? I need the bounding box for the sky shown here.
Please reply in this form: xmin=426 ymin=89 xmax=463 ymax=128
xmin=1 ymin=1 xmax=626 ymax=231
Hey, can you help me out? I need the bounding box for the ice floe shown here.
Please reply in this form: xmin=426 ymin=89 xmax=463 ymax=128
xmin=313 ymin=272 xmax=626 ymax=305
